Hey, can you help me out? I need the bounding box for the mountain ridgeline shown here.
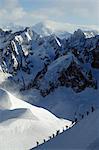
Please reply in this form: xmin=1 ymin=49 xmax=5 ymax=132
xmin=0 ymin=27 xmax=99 ymax=96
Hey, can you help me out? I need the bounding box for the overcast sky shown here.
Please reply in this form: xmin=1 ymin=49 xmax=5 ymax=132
xmin=0 ymin=0 xmax=99 ymax=31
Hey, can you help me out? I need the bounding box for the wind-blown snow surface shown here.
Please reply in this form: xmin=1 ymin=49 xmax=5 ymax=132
xmin=0 ymin=88 xmax=72 ymax=150
xmin=36 ymin=108 xmax=99 ymax=150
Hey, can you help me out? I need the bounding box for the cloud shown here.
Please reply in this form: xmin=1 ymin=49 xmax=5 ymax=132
xmin=0 ymin=0 xmax=26 ymax=24
xmin=3 ymin=0 xmax=20 ymax=9
xmin=41 ymin=20 xmax=99 ymax=32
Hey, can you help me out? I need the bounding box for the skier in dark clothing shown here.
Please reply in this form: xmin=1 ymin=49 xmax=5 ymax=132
xmin=49 ymin=136 xmax=51 ymax=139
xmin=91 ymin=106 xmax=95 ymax=112
xmin=66 ymin=125 xmax=68 ymax=129
xmin=43 ymin=139 xmax=46 ymax=143
xmin=36 ymin=141 xmax=39 ymax=146
xmin=81 ymin=114 xmax=84 ymax=119
xmin=87 ymin=111 xmax=89 ymax=116
xmin=56 ymin=130 xmax=60 ymax=135
xmin=52 ymin=134 xmax=55 ymax=138
xmin=75 ymin=118 xmax=78 ymax=123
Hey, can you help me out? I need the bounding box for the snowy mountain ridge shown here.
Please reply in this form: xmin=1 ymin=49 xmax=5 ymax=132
xmin=0 ymin=26 xmax=99 ymax=96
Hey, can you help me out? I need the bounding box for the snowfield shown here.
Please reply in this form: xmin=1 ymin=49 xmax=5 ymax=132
xmin=0 ymin=88 xmax=72 ymax=150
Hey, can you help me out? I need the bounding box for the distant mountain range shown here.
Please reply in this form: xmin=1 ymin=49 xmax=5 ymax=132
xmin=2 ymin=22 xmax=99 ymax=39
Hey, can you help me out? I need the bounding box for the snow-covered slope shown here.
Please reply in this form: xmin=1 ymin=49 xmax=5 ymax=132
xmin=0 ymin=88 xmax=72 ymax=150
xmin=36 ymin=107 xmax=99 ymax=150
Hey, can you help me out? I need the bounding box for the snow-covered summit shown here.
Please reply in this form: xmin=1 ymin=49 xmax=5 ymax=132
xmin=32 ymin=22 xmax=53 ymax=37
xmin=32 ymin=22 xmax=71 ymax=39
xmin=70 ymin=29 xmax=85 ymax=41
xmin=0 ymin=88 xmax=72 ymax=150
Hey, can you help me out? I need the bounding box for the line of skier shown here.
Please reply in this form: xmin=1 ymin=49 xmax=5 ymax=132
xmin=73 ymin=106 xmax=95 ymax=124
xmin=36 ymin=106 xmax=95 ymax=147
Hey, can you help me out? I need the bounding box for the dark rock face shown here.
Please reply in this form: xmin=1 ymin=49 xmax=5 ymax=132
xmin=91 ymin=47 xmax=99 ymax=68
xmin=40 ymin=60 xmax=97 ymax=97
xmin=0 ymin=28 xmax=99 ymax=96
xmin=58 ymin=62 xmax=88 ymax=92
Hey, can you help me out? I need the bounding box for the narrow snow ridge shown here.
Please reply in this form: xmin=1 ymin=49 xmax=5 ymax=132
xmin=38 ymin=107 xmax=99 ymax=150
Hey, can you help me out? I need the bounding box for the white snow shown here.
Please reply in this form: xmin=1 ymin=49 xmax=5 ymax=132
xmin=25 ymin=32 xmax=32 ymax=41
xmin=84 ymin=30 xmax=99 ymax=38
xmin=0 ymin=88 xmax=72 ymax=150
xmin=15 ymin=35 xmax=23 ymax=44
xmin=48 ymin=53 xmax=73 ymax=71
xmin=55 ymin=37 xmax=61 ymax=47
xmin=0 ymin=71 xmax=11 ymax=85
xmin=11 ymin=40 xmax=19 ymax=55
xmin=12 ymin=53 xmax=18 ymax=68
